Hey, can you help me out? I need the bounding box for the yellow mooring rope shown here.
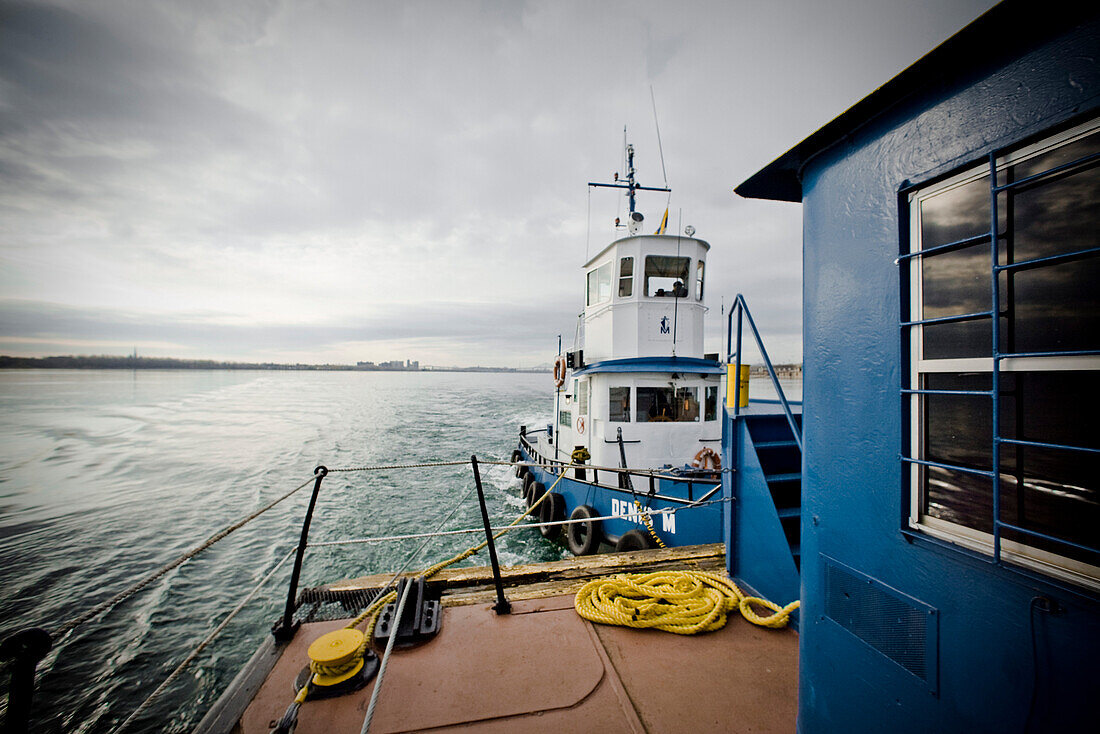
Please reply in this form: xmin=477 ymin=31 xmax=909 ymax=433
xmin=574 ymin=570 xmax=800 ymax=635
xmin=634 ymin=499 xmax=668 ymax=549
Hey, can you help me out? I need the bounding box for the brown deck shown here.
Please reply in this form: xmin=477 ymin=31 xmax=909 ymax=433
xmin=234 ymin=546 xmax=799 ymax=733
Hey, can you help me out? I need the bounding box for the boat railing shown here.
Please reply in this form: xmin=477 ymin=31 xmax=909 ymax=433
xmin=726 ymin=293 xmax=802 ymax=451
xmin=2 ymin=451 xmax=730 ymax=730
xmin=3 ymin=455 xmax=611 ymax=732
xmin=518 ymin=431 xmax=722 ymax=504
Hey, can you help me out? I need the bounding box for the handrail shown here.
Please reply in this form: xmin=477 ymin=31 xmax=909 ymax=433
xmin=725 ymin=293 xmax=802 ymax=452
xmin=273 ymin=465 xmax=328 ymax=641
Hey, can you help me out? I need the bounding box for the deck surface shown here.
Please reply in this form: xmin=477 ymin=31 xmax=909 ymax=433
xmin=238 ymin=545 xmax=798 ymax=733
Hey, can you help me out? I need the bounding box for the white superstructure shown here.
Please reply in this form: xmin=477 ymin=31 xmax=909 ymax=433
xmin=537 ymin=220 xmax=724 ymax=473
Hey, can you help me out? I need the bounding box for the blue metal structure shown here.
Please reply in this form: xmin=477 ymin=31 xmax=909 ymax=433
xmin=736 ymin=2 xmax=1100 ymax=731
xmin=722 ymin=295 xmax=802 ymax=617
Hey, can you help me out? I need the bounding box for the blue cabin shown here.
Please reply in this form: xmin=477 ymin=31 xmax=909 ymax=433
xmin=736 ymin=2 xmax=1099 ymax=731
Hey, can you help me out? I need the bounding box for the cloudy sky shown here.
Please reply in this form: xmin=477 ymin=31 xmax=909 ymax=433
xmin=0 ymin=0 xmax=997 ymax=367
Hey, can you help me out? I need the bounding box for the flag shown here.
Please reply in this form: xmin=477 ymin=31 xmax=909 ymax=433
xmin=654 ymin=207 xmax=669 ymax=235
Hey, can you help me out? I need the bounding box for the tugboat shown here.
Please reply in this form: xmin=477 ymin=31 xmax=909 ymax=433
xmin=515 ymin=139 xmax=729 ymax=555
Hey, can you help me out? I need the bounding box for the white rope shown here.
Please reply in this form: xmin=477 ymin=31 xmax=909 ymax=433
xmin=114 ymin=548 xmax=297 ymax=733
xmin=307 ymin=498 xmax=730 ymax=551
xmin=360 ymin=578 xmax=414 ymax=734
xmin=56 ymin=474 xmax=317 ymax=640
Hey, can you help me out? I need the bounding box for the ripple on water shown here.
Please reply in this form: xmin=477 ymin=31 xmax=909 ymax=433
xmin=0 ymin=369 xmax=556 ymax=733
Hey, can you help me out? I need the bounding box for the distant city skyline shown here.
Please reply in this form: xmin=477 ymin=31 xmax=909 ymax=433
xmin=0 ymin=1 xmax=998 ymax=367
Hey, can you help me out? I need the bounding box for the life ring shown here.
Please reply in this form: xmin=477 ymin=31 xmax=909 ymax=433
xmin=575 ymin=415 xmax=586 ymax=434
xmin=553 ymin=355 xmax=567 ymax=388
xmin=567 ymin=505 xmax=602 ymax=556
xmin=692 ymin=447 xmax=721 ymax=471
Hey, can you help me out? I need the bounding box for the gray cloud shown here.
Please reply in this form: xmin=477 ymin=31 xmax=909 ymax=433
xmin=0 ymin=0 xmax=998 ymax=366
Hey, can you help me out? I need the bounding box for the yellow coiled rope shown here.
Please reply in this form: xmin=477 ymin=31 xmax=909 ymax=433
xmin=574 ymin=570 xmax=800 ymax=635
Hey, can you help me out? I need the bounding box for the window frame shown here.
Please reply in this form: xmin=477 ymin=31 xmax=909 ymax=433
xmin=609 ymin=385 xmax=632 ymax=423
xmin=618 ymin=257 xmax=634 ymax=298
xmin=586 ymin=261 xmax=613 ymax=307
xmin=904 ymin=116 xmax=1100 ymax=590
xmin=644 ymin=255 xmax=690 ymax=298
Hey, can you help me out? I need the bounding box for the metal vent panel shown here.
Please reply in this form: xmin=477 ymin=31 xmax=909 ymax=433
xmin=822 ymin=556 xmax=938 ymax=692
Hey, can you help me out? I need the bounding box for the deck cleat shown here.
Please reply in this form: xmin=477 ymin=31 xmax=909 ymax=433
xmin=293 ymin=628 xmax=378 ymax=700
xmin=372 ymin=577 xmax=442 ymax=649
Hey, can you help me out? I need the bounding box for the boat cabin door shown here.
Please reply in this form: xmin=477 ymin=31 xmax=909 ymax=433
xmin=573 ymin=377 xmax=591 ymax=455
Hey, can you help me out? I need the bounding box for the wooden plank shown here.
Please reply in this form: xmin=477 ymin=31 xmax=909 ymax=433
xmin=440 ymin=553 xmax=729 ymax=607
xmin=323 ymin=543 xmax=725 ymax=594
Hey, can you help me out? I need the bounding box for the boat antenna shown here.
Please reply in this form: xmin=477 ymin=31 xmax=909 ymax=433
xmin=650 ymin=86 xmax=669 ymax=190
xmin=672 ymin=208 xmax=682 ymax=356
xmin=588 ymin=132 xmax=670 ymax=223
xmin=585 ymin=184 xmax=592 ymax=261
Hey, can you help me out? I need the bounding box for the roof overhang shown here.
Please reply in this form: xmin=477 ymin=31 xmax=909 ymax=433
xmin=734 ymin=1 xmax=1098 ymax=202
xmin=583 ymin=235 xmax=710 ymax=270
xmin=571 ymin=356 xmax=724 ymax=378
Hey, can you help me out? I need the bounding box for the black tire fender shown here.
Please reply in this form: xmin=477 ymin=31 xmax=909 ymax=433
xmin=539 ymin=492 xmax=566 ymax=540
xmin=513 ymin=449 xmax=527 ymax=479
xmin=527 ymin=482 xmax=545 ymax=510
xmin=614 ymin=528 xmax=654 ymax=552
xmin=566 ymin=505 xmax=601 ymax=556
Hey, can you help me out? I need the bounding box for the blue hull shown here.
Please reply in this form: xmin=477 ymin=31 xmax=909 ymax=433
xmin=517 ymin=442 xmax=722 ymax=550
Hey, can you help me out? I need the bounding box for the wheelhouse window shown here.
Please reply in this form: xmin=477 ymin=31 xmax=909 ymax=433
xmin=586 ymin=262 xmax=612 ymax=306
xmin=618 ymin=257 xmax=634 ymax=297
xmin=636 ymin=386 xmax=700 ymax=422
xmin=904 ymin=118 xmax=1100 ymax=588
xmin=609 ymin=386 xmax=631 ymax=422
xmin=645 ymin=256 xmax=689 ymax=297
xmin=696 ymin=260 xmax=705 ymax=301
xmin=704 ymin=385 xmax=718 ymax=421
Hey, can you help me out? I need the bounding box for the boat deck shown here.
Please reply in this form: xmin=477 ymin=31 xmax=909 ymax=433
xmin=226 ymin=545 xmax=799 ymax=733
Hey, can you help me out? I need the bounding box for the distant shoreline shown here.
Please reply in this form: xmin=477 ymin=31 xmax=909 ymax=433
xmin=0 ymin=355 xmax=550 ymax=374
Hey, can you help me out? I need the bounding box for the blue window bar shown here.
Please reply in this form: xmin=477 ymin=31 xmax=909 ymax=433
xmin=899 ymin=118 xmax=1100 ymax=585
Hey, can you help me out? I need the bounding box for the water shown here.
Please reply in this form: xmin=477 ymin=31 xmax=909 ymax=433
xmin=743 ymin=375 xmax=803 ymax=404
xmin=0 ymin=368 xmax=802 ymax=732
xmin=0 ymin=369 xmax=562 ymax=732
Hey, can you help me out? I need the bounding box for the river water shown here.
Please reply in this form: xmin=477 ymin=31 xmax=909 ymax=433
xmin=0 ymin=368 xmax=801 ymax=732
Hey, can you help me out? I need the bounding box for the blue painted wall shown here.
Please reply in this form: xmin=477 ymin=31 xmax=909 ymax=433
xmin=798 ymin=17 xmax=1100 ymax=733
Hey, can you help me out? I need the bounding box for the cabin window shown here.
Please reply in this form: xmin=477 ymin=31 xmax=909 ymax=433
xmin=586 ymin=262 xmax=612 ymax=306
xmin=704 ymin=385 xmax=718 ymax=421
xmin=696 ymin=260 xmax=705 ymax=301
xmin=559 ymin=409 xmax=571 ymax=428
xmin=578 ymin=379 xmax=589 ymax=415
xmin=904 ymin=118 xmax=1100 ymax=587
xmin=644 ymin=256 xmax=689 ymax=297
xmin=636 ymin=386 xmax=700 ymax=422
xmin=618 ymin=257 xmax=634 ymax=297
xmin=609 ymin=386 xmax=631 ymax=422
